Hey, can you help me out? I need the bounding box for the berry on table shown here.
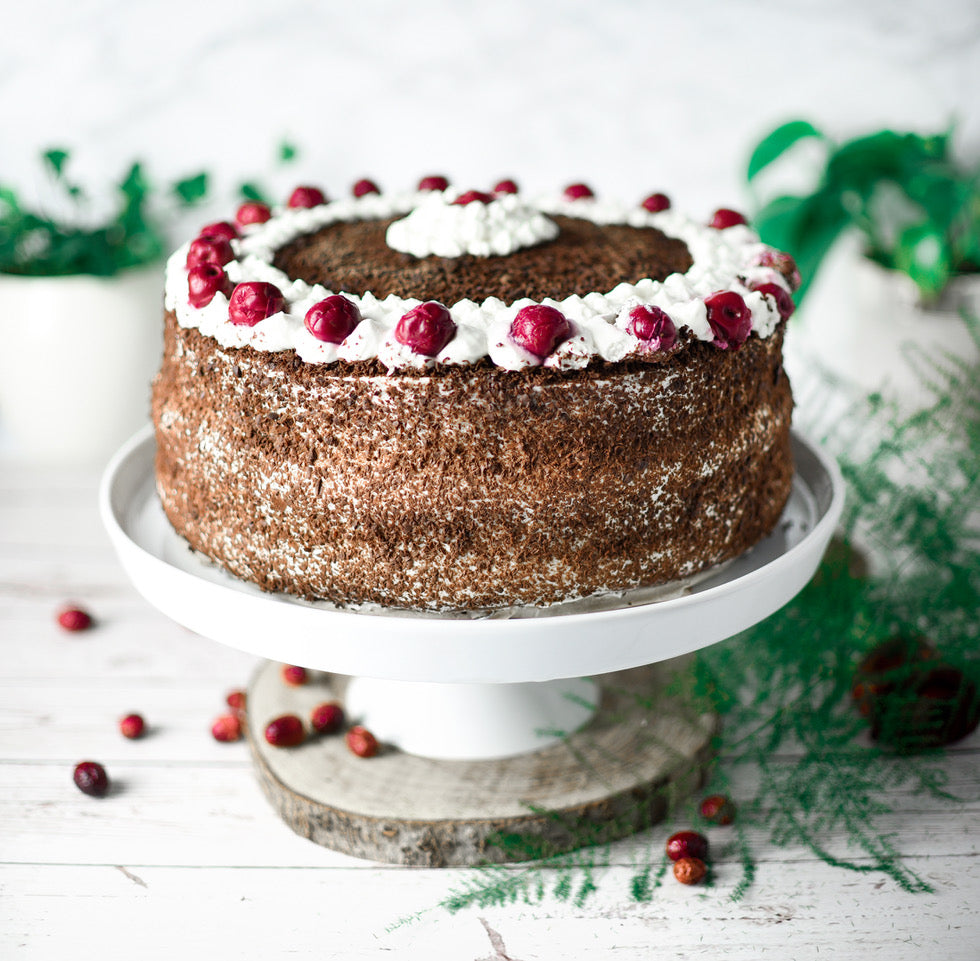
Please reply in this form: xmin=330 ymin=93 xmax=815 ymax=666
xmin=509 ymin=305 xmax=571 ymax=359
xmin=211 ymin=714 xmax=242 ymax=742
xmin=57 ymin=606 xmax=93 ymax=632
xmin=264 ymin=715 xmax=305 ymax=748
xmin=395 ymin=301 xmax=457 ymax=356
xmin=673 ymin=856 xmax=708 ymax=885
xmin=281 ymin=664 xmax=308 ymax=686
xmin=225 ymin=690 xmax=247 ymax=712
xmin=346 ymin=725 xmax=379 ymax=758
xmin=699 ymin=794 xmax=736 ymax=825
xmin=73 ymin=761 xmax=110 ymax=797
xmin=310 ymin=702 xmax=345 ymax=735
xmin=666 ymin=829 xmax=708 ymax=862
xmin=119 ymin=714 xmax=146 ymax=739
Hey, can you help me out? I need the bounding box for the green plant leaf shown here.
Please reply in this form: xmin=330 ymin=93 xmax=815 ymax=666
xmin=279 ymin=141 xmax=298 ymax=163
xmin=172 ymin=172 xmax=209 ymax=206
xmin=239 ymin=181 xmax=267 ymax=202
xmin=43 ymin=148 xmax=70 ymax=178
xmin=893 ymin=222 xmax=952 ymax=302
xmin=747 ymin=120 xmax=825 ymax=182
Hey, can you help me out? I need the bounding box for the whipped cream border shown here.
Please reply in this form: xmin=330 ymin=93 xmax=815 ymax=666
xmin=164 ymin=188 xmax=792 ymax=373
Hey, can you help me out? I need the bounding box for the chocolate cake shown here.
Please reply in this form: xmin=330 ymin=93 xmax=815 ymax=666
xmin=153 ymin=182 xmax=798 ymax=614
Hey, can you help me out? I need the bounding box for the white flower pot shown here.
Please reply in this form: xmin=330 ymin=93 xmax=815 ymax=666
xmin=0 ymin=264 xmax=163 ymax=465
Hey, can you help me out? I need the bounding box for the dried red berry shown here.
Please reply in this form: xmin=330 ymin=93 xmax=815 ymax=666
xmin=73 ymin=761 xmax=109 ymax=797
xmin=493 ymin=178 xmax=519 ymax=195
xmin=755 ymin=248 xmax=802 ymax=292
xmin=709 ymin=207 xmax=747 ymax=229
xmin=225 ymin=690 xmax=247 ymax=712
xmin=199 ymin=220 xmax=239 ymax=242
xmin=305 ymin=295 xmax=361 ymax=344
xmin=287 ymin=185 xmax=327 ymax=209
xmin=705 ymin=290 xmax=752 ymax=350
xmin=418 ymin=175 xmax=449 ymax=191
xmin=264 ymin=714 xmax=305 ymax=748
xmin=352 ymin=178 xmax=381 ymax=197
xmin=628 ymin=304 xmax=677 ymax=352
xmin=57 ymin=606 xmax=92 ymax=632
xmin=641 ymin=192 xmax=671 ymax=213
xmin=281 ymin=664 xmax=308 ymax=686
xmin=563 ymin=182 xmax=594 ymax=201
xmin=395 ymin=301 xmax=456 ymax=356
xmin=510 ymin=305 xmax=571 ymax=359
xmin=229 ymin=282 xmax=285 ymax=327
xmin=666 ymin=830 xmax=708 ymax=862
xmin=185 ymin=236 xmax=234 ymax=270
xmin=700 ymin=794 xmax=736 ymax=825
xmin=752 ymin=281 xmax=795 ymax=321
xmin=119 ymin=714 xmax=146 ymax=739
xmin=452 ymin=189 xmax=496 ymax=206
xmin=235 ymin=201 xmax=272 ymax=227
xmin=310 ymin=701 xmax=345 ymax=734
xmin=187 ymin=263 xmax=233 ymax=308
xmin=673 ymin=856 xmax=707 ymax=885
xmin=211 ymin=714 xmax=242 ymax=742
xmin=346 ymin=725 xmax=379 ymax=757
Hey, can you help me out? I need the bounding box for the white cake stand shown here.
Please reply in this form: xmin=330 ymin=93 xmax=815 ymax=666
xmin=100 ymin=426 xmax=843 ymax=865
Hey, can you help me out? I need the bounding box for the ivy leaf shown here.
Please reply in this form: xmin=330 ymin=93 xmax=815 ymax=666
xmin=747 ymin=120 xmax=825 ymax=182
xmin=239 ymin=181 xmax=268 ymax=202
xmin=893 ymin=222 xmax=952 ymax=302
xmin=279 ymin=141 xmax=298 ymax=164
xmin=171 ymin=172 xmax=209 ymax=206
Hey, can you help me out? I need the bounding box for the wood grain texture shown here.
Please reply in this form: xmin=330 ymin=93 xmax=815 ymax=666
xmin=245 ymin=662 xmax=717 ymax=866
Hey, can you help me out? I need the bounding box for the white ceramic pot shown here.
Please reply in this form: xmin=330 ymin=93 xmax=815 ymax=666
xmin=0 ymin=264 xmax=164 ymax=466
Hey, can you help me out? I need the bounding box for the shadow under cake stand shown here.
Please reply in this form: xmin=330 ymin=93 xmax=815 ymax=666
xmin=101 ymin=427 xmax=843 ymax=867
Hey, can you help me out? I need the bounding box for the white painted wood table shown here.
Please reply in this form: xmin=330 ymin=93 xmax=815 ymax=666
xmin=3 ymin=450 xmax=979 ymax=960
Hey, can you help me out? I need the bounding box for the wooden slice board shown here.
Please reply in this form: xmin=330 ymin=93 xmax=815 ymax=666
xmin=245 ymin=659 xmax=718 ymax=867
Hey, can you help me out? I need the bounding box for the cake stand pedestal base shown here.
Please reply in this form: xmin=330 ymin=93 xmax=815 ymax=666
xmin=245 ymin=658 xmax=717 ymax=867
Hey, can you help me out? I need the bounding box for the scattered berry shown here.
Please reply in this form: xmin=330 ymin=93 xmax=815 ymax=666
xmin=755 ymin=248 xmax=802 ymax=292
xmin=310 ymin=701 xmax=345 ymax=735
xmin=187 ymin=263 xmax=233 ymax=308
xmin=264 ymin=714 xmax=305 ymax=748
xmin=352 ymin=178 xmax=380 ymax=197
xmin=228 ymin=282 xmax=285 ymax=327
xmin=199 ymin=220 xmax=239 ymax=242
xmin=673 ymin=856 xmax=708 ymax=885
xmin=225 ymin=690 xmax=247 ymax=712
xmin=641 ymin=192 xmax=671 ymax=213
xmin=510 ymin=304 xmax=571 ymax=359
xmin=704 ymin=290 xmax=752 ymax=350
xmin=119 ymin=714 xmax=146 ymax=739
xmin=563 ymin=182 xmax=594 ymax=201
xmin=235 ymin=201 xmax=272 ymax=227
xmin=305 ymin=294 xmax=361 ymax=344
xmin=395 ymin=301 xmax=457 ymax=356
xmin=57 ymin=606 xmax=92 ymax=632
xmin=752 ymin=281 xmax=795 ymax=321
xmin=418 ymin=175 xmax=449 ymax=191
xmin=281 ymin=664 xmax=308 ymax=686
xmin=287 ymin=185 xmax=327 ymax=208
xmin=666 ymin=829 xmax=708 ymax=862
xmin=627 ymin=304 xmax=677 ymax=352
xmin=73 ymin=761 xmax=109 ymax=797
xmin=185 ymin=235 xmax=234 ymax=270
xmin=709 ymin=208 xmax=747 ymax=229
xmin=452 ymin=190 xmax=496 ymax=206
xmin=211 ymin=714 xmax=242 ymax=742
xmin=493 ymin=178 xmax=519 ymax=194
xmin=346 ymin=725 xmax=379 ymax=758
xmin=700 ymin=794 xmax=736 ymax=825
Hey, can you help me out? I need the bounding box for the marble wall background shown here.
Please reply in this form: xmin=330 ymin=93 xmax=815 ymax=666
xmin=4 ymin=0 xmax=980 ymax=223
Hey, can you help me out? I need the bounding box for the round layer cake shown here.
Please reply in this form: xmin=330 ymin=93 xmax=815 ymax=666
xmin=153 ymin=181 xmax=797 ymax=615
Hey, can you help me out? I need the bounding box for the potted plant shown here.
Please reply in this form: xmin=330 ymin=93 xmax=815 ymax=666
xmin=745 ymin=122 xmax=980 ymax=409
xmin=0 ymin=150 xmax=208 ymax=464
